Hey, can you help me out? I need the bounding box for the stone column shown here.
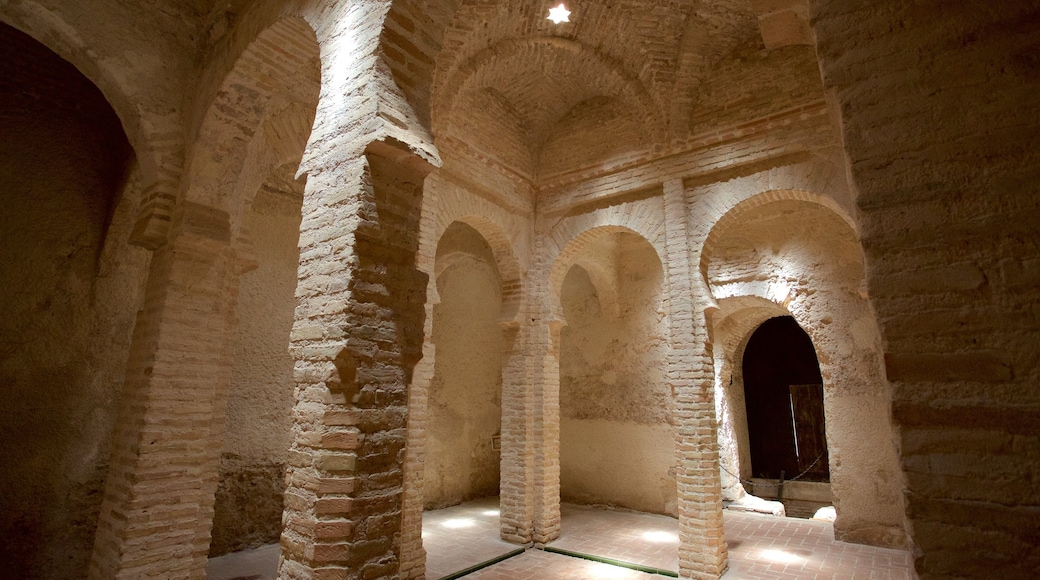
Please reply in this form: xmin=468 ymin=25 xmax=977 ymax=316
xmin=89 ymin=202 xmax=239 ymax=579
xmin=279 ymin=141 xmax=432 ymax=580
xmin=663 ymin=178 xmax=728 ymax=579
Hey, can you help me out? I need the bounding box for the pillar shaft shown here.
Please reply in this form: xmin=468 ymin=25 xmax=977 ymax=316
xmin=280 ymin=145 xmax=430 ymax=580
xmin=526 ymin=220 xmax=562 ymax=545
xmin=663 ymin=179 xmax=728 ymax=579
xmin=498 ymin=318 xmax=534 ymax=545
xmin=89 ymin=202 xmax=238 ymax=580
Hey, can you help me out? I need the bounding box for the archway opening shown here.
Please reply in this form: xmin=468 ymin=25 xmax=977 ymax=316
xmin=213 ymin=162 xmax=307 ymax=556
xmin=205 ymin=16 xmax=321 ymax=563
xmin=556 ymin=231 xmax=677 ymax=567
xmin=742 ymin=316 xmax=830 ymax=516
xmin=0 ymin=21 xmax=144 ymax=579
xmin=422 ymin=221 xmax=506 ymax=577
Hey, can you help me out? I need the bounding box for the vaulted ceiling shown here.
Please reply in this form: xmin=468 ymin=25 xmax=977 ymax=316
xmin=427 ymin=0 xmax=766 ymax=184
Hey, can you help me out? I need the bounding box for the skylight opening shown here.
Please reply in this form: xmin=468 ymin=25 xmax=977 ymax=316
xmin=547 ymin=3 xmax=571 ymax=24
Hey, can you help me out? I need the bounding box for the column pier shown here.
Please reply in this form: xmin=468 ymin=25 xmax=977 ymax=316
xmin=663 ymin=179 xmax=728 ymax=579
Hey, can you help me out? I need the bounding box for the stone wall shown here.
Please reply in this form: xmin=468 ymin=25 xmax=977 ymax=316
xmin=810 ymin=2 xmax=1040 ymax=575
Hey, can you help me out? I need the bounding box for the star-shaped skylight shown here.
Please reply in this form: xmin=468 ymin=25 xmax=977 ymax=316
xmin=547 ymin=3 xmax=571 ymax=24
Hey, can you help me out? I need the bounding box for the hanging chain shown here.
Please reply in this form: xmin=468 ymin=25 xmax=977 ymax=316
xmin=719 ymin=451 xmax=826 ymax=489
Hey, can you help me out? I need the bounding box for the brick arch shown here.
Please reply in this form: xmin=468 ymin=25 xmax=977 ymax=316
xmin=569 ymin=258 xmax=621 ymax=321
xmin=711 ymin=295 xmax=796 ymax=491
xmin=432 ymin=36 xmax=664 ymax=145
xmin=229 ymin=103 xmax=316 ymax=270
xmin=378 ymin=0 xmax=457 ymax=134
xmin=715 ymin=296 xmax=824 ymax=418
xmin=715 ymin=296 xmax=793 ymax=367
xmin=433 ymin=214 xmax=523 ymax=325
xmin=181 ymin=16 xmax=320 ymax=216
xmin=547 ymin=223 xmax=665 ymax=323
xmin=233 ymin=100 xmax=318 ymax=223
xmin=546 ymin=202 xmax=666 ymax=318
xmin=699 ymin=189 xmax=858 ymax=288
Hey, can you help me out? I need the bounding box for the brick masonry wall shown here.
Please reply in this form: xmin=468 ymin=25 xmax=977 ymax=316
xmin=88 ymin=11 xmax=323 ymax=578
xmin=16 ymin=1 xmax=1037 ymax=578
xmin=810 ymin=2 xmax=1040 ymax=576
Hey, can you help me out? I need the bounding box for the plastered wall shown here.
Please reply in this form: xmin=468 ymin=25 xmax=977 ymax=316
xmin=0 ymin=23 xmax=148 ymax=579
xmin=424 ymin=222 xmax=504 ymax=509
xmin=211 ymin=167 xmax=304 ymax=556
xmin=559 ymin=233 xmax=674 ymax=516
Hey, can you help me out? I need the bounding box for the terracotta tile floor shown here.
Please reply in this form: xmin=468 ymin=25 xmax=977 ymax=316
xmin=423 ymin=497 xmax=520 ymax=579
xmin=550 ymin=503 xmax=679 ymax=572
xmin=463 ymin=548 xmax=663 ymax=580
xmin=423 ymin=497 xmax=914 ymax=579
xmin=209 ymin=497 xmax=913 ymax=579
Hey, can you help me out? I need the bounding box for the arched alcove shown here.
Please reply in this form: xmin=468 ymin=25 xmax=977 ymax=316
xmin=704 ymin=196 xmax=904 ymax=541
xmin=742 ymin=316 xmax=829 ymax=484
xmin=0 ymin=22 xmax=147 ymax=579
xmin=425 ymin=221 xmax=505 ymax=509
xmin=213 ymin=162 xmax=308 ymax=555
xmin=558 ymin=231 xmax=672 ymax=516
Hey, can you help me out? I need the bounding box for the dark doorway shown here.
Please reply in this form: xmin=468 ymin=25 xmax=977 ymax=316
xmin=742 ymin=316 xmax=829 ymax=482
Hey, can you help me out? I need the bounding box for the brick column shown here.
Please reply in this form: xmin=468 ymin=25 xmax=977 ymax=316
xmin=397 ymin=293 xmax=433 ymax=579
xmin=397 ymin=189 xmax=440 ymax=579
xmin=498 ymin=316 xmax=534 ymax=545
xmin=89 ymin=202 xmax=239 ymax=579
xmin=525 ymin=219 xmax=562 ymax=546
xmin=279 ymin=141 xmax=432 ymax=580
xmin=663 ymin=178 xmax=728 ymax=579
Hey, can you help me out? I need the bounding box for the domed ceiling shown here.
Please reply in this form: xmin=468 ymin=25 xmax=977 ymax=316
xmin=428 ymin=0 xmax=763 ymax=188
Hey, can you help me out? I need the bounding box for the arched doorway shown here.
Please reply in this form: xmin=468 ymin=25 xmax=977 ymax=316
xmin=742 ymin=316 xmax=829 ymax=507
